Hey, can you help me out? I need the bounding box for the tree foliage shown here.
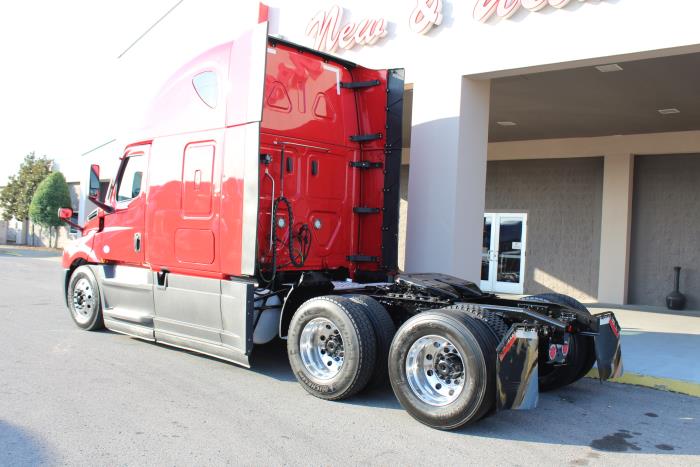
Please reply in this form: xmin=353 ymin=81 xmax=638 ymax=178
xmin=29 ymin=171 xmax=72 ymax=228
xmin=0 ymin=152 xmax=53 ymax=221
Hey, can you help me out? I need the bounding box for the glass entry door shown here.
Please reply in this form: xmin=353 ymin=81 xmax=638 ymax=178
xmin=481 ymin=213 xmax=527 ymax=294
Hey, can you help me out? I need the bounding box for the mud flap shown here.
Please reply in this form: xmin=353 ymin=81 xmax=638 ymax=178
xmin=496 ymin=325 xmax=539 ymax=411
xmin=593 ymin=312 xmax=624 ymax=380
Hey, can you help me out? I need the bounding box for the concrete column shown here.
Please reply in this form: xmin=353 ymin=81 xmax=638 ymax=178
xmin=0 ymin=220 xmax=7 ymax=244
xmin=405 ymin=75 xmax=491 ymax=282
xmin=597 ymin=153 xmax=634 ymax=304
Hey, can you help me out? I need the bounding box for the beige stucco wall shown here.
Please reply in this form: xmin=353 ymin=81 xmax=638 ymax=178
xmin=488 ymin=130 xmax=700 ymax=305
xmin=485 ymin=157 xmax=604 ymax=302
xmin=629 ymin=154 xmax=700 ymax=309
xmin=488 ymin=131 xmax=700 ymax=161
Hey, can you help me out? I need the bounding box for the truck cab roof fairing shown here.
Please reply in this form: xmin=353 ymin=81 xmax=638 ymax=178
xmin=139 ymin=42 xmax=231 ymax=139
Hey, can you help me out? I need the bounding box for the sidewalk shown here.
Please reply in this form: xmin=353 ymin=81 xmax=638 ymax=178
xmin=586 ymin=304 xmax=700 ymax=397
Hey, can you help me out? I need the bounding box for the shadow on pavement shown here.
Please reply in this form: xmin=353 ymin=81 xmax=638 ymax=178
xmin=251 ymin=339 xmax=403 ymax=409
xmin=459 ymin=381 xmax=699 ymax=456
xmin=111 ymin=328 xmax=699 ymax=457
xmin=0 ymin=420 xmax=54 ymax=465
xmin=249 ymin=339 xmax=296 ymax=383
xmin=249 ymin=338 xmax=699 ymax=456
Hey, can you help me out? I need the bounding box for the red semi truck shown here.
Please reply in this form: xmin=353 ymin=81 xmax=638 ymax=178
xmin=59 ymin=23 xmax=622 ymax=430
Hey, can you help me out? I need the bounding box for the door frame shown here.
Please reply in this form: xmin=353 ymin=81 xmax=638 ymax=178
xmin=481 ymin=212 xmax=528 ymax=295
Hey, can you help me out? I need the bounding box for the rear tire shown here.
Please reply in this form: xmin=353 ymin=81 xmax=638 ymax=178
xmin=388 ymin=309 xmax=496 ymax=430
xmin=287 ymin=296 xmax=377 ymax=400
xmin=67 ymin=265 xmax=104 ymax=331
xmin=346 ymin=294 xmax=396 ymax=388
xmin=524 ymin=293 xmax=595 ymax=391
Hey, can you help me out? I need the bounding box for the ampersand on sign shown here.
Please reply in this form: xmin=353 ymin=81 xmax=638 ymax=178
xmin=409 ymin=0 xmax=443 ymax=34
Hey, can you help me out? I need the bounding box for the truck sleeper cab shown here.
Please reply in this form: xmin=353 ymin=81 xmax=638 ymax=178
xmin=61 ymin=23 xmax=622 ymax=430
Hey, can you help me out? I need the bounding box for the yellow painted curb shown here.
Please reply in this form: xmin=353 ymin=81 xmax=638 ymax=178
xmin=586 ymin=368 xmax=700 ymax=398
xmin=0 ymin=250 xmax=21 ymax=256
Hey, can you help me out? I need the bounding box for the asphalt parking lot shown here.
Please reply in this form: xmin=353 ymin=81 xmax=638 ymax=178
xmin=1 ymin=249 xmax=698 ymax=466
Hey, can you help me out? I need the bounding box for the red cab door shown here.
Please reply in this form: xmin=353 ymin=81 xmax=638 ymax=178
xmin=94 ymin=145 xmax=150 ymax=265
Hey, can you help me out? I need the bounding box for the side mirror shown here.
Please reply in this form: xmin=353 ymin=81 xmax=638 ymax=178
xmin=57 ymin=207 xmax=83 ymax=232
xmin=87 ymin=163 xmax=114 ymax=214
xmin=58 ymin=208 xmax=73 ymax=220
xmin=89 ymin=164 xmax=101 ymax=200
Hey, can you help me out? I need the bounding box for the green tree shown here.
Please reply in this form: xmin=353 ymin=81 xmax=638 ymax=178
xmin=29 ymin=171 xmax=72 ymax=248
xmin=0 ymin=153 xmax=53 ymax=245
xmin=0 ymin=153 xmax=53 ymax=241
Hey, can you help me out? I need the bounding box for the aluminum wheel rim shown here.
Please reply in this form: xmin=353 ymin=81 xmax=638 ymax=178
xmin=72 ymin=278 xmax=95 ymax=324
xmin=405 ymin=335 xmax=467 ymax=406
xmin=299 ymin=317 xmax=345 ymax=380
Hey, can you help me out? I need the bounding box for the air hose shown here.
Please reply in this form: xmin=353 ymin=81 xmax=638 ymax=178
xmin=260 ymin=197 xmax=312 ymax=286
xmin=258 ymin=148 xmax=312 ymax=286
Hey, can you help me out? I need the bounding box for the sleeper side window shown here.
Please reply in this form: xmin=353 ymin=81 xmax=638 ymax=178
xmin=192 ymin=71 xmax=218 ymax=108
xmin=116 ymin=154 xmax=147 ymax=203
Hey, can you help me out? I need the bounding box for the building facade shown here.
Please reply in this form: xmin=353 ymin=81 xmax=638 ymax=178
xmin=65 ymin=0 xmax=700 ymax=308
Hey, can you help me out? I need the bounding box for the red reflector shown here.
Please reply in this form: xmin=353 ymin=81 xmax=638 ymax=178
xmin=499 ymin=334 xmax=518 ymax=361
xmin=548 ymin=344 xmax=557 ymax=361
xmin=609 ymin=318 xmax=620 ymax=338
xmin=562 ymin=342 xmax=570 ymax=357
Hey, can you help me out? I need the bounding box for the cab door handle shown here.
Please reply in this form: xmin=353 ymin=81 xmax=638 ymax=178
xmin=134 ymin=232 xmax=142 ymax=253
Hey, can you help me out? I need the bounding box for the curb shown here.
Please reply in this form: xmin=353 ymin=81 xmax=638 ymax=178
xmin=0 ymin=250 xmax=21 ymax=256
xmin=586 ymin=368 xmax=700 ymax=398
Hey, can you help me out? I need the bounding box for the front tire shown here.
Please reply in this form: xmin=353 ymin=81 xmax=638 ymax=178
xmin=67 ymin=265 xmax=104 ymax=331
xmin=287 ymin=296 xmax=377 ymax=401
xmin=388 ymin=310 xmax=496 ymax=430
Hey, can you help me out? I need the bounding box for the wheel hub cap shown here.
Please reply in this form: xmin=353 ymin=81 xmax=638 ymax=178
xmin=71 ymin=278 xmax=95 ymax=324
xmin=299 ymin=317 xmax=345 ymax=380
xmin=405 ymin=335 xmax=467 ymax=406
xmin=435 ymin=353 xmax=463 ymax=380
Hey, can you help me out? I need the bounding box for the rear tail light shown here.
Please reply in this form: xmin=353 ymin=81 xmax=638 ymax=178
xmin=609 ymin=319 xmax=620 ymax=338
xmin=548 ymin=344 xmax=557 ymax=361
xmin=499 ymin=333 xmax=518 ymax=361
